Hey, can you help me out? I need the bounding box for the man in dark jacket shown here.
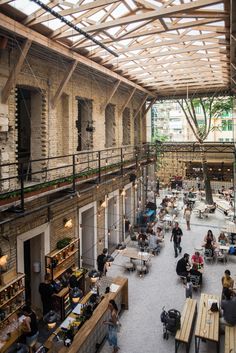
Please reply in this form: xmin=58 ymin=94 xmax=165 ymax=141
xmin=176 ymin=253 xmax=190 ymax=278
xmin=97 ymin=248 xmax=108 ymax=277
xmin=170 ymin=222 xmax=183 ymax=257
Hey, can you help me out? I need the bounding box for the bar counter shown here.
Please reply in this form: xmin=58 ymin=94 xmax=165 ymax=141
xmin=45 ymin=276 xmax=128 ymax=353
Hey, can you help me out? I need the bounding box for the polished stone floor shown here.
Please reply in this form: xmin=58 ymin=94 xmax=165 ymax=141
xmin=100 ymin=191 xmax=236 ymax=353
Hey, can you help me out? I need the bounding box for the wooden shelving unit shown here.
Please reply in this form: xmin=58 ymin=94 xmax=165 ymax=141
xmin=45 ymin=238 xmax=79 ymax=281
xmin=0 ymin=273 xmax=25 ymax=324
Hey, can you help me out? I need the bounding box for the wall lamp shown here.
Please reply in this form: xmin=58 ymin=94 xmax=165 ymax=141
xmin=63 ymin=218 xmax=73 ymax=229
xmin=0 ymin=248 xmax=8 ymax=273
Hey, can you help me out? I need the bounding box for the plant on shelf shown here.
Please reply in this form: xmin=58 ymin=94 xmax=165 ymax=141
xmin=56 ymin=238 xmax=72 ymax=250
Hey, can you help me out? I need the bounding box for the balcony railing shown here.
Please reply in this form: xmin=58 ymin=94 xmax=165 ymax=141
xmin=0 ymin=143 xmax=157 ymax=210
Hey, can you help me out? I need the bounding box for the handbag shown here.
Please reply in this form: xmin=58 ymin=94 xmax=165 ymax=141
xmin=210 ymin=302 xmax=219 ymax=312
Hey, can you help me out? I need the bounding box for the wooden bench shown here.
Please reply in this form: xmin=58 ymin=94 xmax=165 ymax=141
xmin=225 ymin=325 xmax=236 ymax=353
xmin=175 ymin=298 xmax=197 ymax=353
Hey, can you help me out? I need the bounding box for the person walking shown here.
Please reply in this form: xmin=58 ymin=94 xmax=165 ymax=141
xmin=104 ymin=299 xmax=120 ymax=353
xmin=39 ymin=273 xmax=55 ymax=315
xmin=97 ymin=248 xmax=108 ymax=277
xmin=170 ymin=222 xmax=183 ymax=258
xmin=183 ymin=204 xmax=191 ymax=230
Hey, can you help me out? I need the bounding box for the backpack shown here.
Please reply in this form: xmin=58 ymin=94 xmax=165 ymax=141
xmin=229 ymin=246 xmax=236 ymax=255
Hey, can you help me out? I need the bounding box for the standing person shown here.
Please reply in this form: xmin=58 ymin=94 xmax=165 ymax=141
xmin=196 ymin=176 xmax=201 ymax=190
xmin=21 ymin=305 xmax=39 ymax=346
xmin=97 ymin=248 xmax=108 ymax=277
xmin=104 ymin=299 xmax=120 ymax=353
xmin=183 ymin=204 xmax=192 ymax=230
xmin=39 ymin=273 xmax=55 ymax=316
xmin=170 ymin=222 xmax=183 ymax=258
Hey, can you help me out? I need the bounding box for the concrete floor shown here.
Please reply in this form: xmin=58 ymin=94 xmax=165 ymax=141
xmin=100 ymin=191 xmax=236 ymax=353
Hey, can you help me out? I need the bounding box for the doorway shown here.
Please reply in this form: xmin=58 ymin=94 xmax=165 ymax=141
xmin=17 ymin=87 xmax=43 ymax=180
xmin=79 ymin=204 xmax=97 ymax=268
xmin=17 ymin=224 xmax=50 ymax=312
xmin=107 ymin=196 xmax=119 ymax=253
xmin=77 ymin=98 xmax=93 ymax=151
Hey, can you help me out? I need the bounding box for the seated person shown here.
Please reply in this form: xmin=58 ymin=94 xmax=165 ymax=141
xmin=156 ymin=227 xmax=164 ymax=242
xmin=218 ymin=232 xmax=229 ymax=245
xmin=208 ymin=202 xmax=216 ymax=213
xmin=203 ymin=229 xmax=216 ymax=245
xmin=204 ymin=239 xmax=215 ymax=256
xmin=176 ymin=253 xmax=190 ymax=278
xmin=138 ymin=232 xmax=148 ymax=248
xmin=148 ymin=231 xmax=160 ymax=254
xmin=191 ymin=251 xmax=204 ymax=267
xmin=220 ymin=287 xmax=236 ymax=331
xmin=222 ymin=269 xmax=234 ymax=295
xmin=190 ymin=263 xmax=202 ymax=284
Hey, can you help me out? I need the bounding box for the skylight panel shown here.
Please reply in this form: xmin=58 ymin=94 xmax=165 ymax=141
xmin=89 ymin=10 xmax=107 ymax=22
xmin=45 ymin=18 xmax=64 ymax=30
xmin=10 ymin=0 xmax=50 ymax=15
xmin=112 ymin=3 xmax=129 ymax=18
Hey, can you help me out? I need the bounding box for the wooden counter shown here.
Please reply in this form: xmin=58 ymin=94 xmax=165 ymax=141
xmin=45 ymin=276 xmax=128 ymax=353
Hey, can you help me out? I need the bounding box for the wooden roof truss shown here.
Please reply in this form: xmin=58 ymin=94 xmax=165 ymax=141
xmin=0 ymin=0 xmax=234 ymax=98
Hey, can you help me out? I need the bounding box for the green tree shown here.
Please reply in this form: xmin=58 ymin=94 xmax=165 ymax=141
xmin=177 ymin=95 xmax=232 ymax=204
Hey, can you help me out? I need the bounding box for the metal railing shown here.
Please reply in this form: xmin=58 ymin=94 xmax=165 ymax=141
xmin=0 ymin=143 xmax=157 ymax=210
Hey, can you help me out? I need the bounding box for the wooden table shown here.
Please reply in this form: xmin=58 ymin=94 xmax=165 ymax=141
xmin=194 ymin=293 xmax=220 ymax=353
xmin=194 ymin=205 xmax=207 ymax=218
xmin=122 ymin=248 xmax=153 ymax=263
xmin=222 ymin=223 xmax=236 ymax=234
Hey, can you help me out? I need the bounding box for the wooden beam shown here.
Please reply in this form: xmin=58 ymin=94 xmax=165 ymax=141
xmin=133 ymin=94 xmax=148 ymax=121
xmin=114 ymin=20 xmax=225 ymax=42
xmin=100 ymin=80 xmax=121 ymax=112
xmin=0 ymin=13 xmax=154 ymax=97
xmin=51 ymin=60 xmax=77 ymax=108
xmin=23 ymin=0 xmax=61 ymax=25
xmin=1 ymin=39 xmax=32 ymax=104
xmin=143 ymin=97 xmax=157 ymax=117
xmin=111 ymin=44 xmax=220 ymax=63
xmin=82 ymin=0 xmax=223 ymax=33
xmin=119 ymin=88 xmax=136 ymax=116
xmin=117 ymin=33 xmax=219 ymax=53
xmin=29 ymin=0 xmax=120 ymax=26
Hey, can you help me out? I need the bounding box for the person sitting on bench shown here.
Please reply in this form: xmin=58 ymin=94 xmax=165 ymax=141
xmin=176 ymin=253 xmax=190 ymax=279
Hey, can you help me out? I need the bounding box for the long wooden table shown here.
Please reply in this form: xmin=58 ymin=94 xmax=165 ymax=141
xmin=194 ymin=293 xmax=220 ymax=353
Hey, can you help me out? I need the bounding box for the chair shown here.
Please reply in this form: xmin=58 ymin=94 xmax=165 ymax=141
xmin=136 ymin=264 xmax=147 ymax=277
xmin=189 ymin=275 xmax=201 ymax=290
xmin=124 ymin=262 xmax=135 ymax=272
xmin=204 ymin=249 xmax=214 ymax=263
xmin=216 ymin=251 xmax=227 ymax=264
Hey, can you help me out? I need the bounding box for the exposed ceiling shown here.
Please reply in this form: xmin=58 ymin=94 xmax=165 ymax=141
xmin=0 ymin=0 xmax=235 ymax=98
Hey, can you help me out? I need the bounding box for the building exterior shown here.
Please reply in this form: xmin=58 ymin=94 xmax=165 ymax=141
xmin=149 ymin=101 xmax=234 ymax=184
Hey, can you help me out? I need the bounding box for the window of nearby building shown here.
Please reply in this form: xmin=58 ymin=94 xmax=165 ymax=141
xmin=219 ymin=138 xmax=224 ymax=142
xmin=221 ymin=119 xmax=233 ymax=131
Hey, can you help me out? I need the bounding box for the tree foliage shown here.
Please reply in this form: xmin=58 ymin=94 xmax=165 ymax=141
xmin=177 ymin=95 xmax=233 ymax=143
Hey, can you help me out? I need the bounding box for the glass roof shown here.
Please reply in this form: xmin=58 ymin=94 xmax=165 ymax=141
xmin=2 ymin=0 xmax=230 ymax=96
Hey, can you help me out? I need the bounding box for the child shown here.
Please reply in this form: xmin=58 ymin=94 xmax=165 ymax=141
xmin=185 ymin=276 xmax=193 ymax=299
